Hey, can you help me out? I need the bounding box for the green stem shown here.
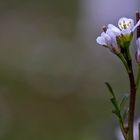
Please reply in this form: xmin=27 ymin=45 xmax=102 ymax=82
xmin=117 ymin=51 xmax=137 ymax=140
xmin=118 ymin=50 xmax=136 ymax=140
xmin=117 ymin=54 xmax=131 ymax=73
xmin=119 ymin=119 xmax=127 ymax=139
xmin=127 ymin=60 xmax=136 ymax=140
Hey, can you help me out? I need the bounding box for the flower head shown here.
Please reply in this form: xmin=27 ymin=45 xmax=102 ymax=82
xmin=118 ymin=18 xmax=140 ymax=47
xmin=96 ymin=27 xmax=121 ymax=54
xmin=111 ymin=17 xmax=140 ymax=35
xmin=96 ymin=17 xmax=140 ymax=53
xmin=118 ymin=18 xmax=134 ymax=31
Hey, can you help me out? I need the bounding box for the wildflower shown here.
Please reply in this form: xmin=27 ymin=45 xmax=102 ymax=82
xmin=136 ymin=37 xmax=140 ymax=63
xmin=117 ymin=17 xmax=140 ymax=47
xmin=96 ymin=27 xmax=121 ymax=54
xmin=96 ymin=17 xmax=140 ymax=53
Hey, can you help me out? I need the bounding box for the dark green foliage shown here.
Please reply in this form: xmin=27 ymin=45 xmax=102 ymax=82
xmin=105 ymin=82 xmax=128 ymax=122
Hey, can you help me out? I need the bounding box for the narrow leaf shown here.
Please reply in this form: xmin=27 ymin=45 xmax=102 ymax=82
xmin=105 ymin=82 xmax=115 ymax=97
xmin=122 ymin=108 xmax=129 ymax=121
xmin=120 ymin=94 xmax=129 ymax=110
xmin=110 ymin=98 xmax=119 ymax=111
xmin=112 ymin=110 xmax=121 ymax=119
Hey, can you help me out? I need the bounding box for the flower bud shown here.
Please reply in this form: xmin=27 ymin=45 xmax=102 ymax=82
xmin=136 ymin=37 xmax=140 ymax=63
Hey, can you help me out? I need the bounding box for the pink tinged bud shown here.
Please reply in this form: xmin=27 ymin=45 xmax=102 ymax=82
xmin=136 ymin=38 xmax=140 ymax=63
xmin=136 ymin=51 xmax=140 ymax=63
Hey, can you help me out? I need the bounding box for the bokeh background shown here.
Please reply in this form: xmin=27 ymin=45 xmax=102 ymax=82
xmin=0 ymin=0 xmax=140 ymax=140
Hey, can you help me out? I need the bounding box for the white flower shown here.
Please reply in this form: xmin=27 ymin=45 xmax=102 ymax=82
xmin=96 ymin=28 xmax=121 ymax=54
xmin=136 ymin=37 xmax=140 ymax=63
xmin=110 ymin=17 xmax=140 ymax=35
xmin=96 ymin=17 xmax=140 ymax=52
xmin=116 ymin=119 xmax=140 ymax=140
xmin=119 ymin=18 xmax=134 ymax=29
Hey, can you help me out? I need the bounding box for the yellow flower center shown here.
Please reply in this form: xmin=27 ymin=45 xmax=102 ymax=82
xmin=119 ymin=20 xmax=132 ymax=30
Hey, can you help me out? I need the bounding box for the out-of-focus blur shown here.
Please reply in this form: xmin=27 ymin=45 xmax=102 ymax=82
xmin=0 ymin=0 xmax=140 ymax=140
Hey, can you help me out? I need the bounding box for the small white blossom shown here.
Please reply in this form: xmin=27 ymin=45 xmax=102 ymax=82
xmin=136 ymin=37 xmax=140 ymax=63
xmin=111 ymin=17 xmax=140 ymax=35
xmin=119 ymin=18 xmax=134 ymax=29
xmin=96 ymin=17 xmax=140 ymax=53
xmin=118 ymin=18 xmax=134 ymax=33
xmin=96 ymin=27 xmax=121 ymax=54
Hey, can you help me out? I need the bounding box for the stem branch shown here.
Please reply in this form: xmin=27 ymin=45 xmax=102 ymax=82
xmin=127 ymin=60 xmax=136 ymax=140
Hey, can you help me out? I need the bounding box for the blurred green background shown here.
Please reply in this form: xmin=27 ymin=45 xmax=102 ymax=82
xmin=0 ymin=0 xmax=140 ymax=140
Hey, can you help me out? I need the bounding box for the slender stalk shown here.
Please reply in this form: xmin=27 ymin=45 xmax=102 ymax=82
xmin=136 ymin=11 xmax=140 ymax=140
xmin=136 ymin=11 xmax=140 ymax=90
xmin=118 ymin=54 xmax=131 ymax=73
xmin=127 ymin=60 xmax=136 ymax=140
xmin=119 ymin=120 xmax=127 ymax=139
xmin=136 ymin=11 xmax=140 ymax=39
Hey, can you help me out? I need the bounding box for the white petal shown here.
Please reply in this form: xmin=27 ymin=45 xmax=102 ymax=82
xmin=101 ymin=32 xmax=111 ymax=42
xmin=102 ymin=32 xmax=112 ymax=46
xmin=106 ymin=29 xmax=117 ymax=46
xmin=132 ymin=19 xmax=140 ymax=32
xmin=106 ymin=29 xmax=116 ymax=40
xmin=121 ymin=28 xmax=131 ymax=35
xmin=108 ymin=24 xmax=121 ymax=36
xmin=101 ymin=32 xmax=106 ymax=37
xmin=118 ymin=17 xmax=134 ymax=30
xmin=96 ymin=36 xmax=107 ymax=45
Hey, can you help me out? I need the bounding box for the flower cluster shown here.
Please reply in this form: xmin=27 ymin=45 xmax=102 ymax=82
xmin=96 ymin=13 xmax=140 ymax=140
xmin=96 ymin=17 xmax=140 ymax=61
